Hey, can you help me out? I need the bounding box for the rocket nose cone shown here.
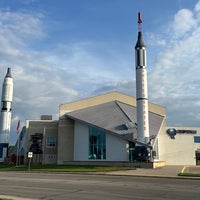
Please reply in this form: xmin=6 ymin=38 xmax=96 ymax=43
xmin=5 ymin=68 xmax=12 ymax=78
xmin=135 ymin=31 xmax=146 ymax=48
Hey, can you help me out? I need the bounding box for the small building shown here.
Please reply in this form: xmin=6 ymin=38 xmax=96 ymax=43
xmin=17 ymin=117 xmax=58 ymax=165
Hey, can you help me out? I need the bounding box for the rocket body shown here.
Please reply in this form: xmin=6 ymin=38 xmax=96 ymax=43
xmin=135 ymin=31 xmax=150 ymax=144
xmin=0 ymin=68 xmax=13 ymax=161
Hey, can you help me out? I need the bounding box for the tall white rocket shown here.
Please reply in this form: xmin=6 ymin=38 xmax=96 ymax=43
xmin=0 ymin=68 xmax=13 ymax=161
xmin=135 ymin=12 xmax=150 ymax=144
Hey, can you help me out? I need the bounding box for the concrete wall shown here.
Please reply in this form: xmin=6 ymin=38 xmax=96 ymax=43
xmin=73 ymin=121 xmax=129 ymax=162
xmin=74 ymin=121 xmax=89 ymax=161
xmin=57 ymin=118 xmax=74 ymax=164
xmin=158 ymin=126 xmax=200 ymax=165
xmin=44 ymin=154 xmax=57 ymax=164
xmin=106 ymin=133 xmax=129 ymax=161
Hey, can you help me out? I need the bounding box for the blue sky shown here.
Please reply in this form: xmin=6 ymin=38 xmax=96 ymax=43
xmin=0 ymin=0 xmax=200 ymax=144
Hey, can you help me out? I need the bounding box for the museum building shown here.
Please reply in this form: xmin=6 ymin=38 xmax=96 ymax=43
xmin=16 ymin=92 xmax=200 ymax=167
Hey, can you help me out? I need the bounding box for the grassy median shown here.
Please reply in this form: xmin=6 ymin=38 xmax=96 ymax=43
xmin=0 ymin=199 xmax=12 ymax=200
xmin=178 ymin=172 xmax=200 ymax=177
xmin=0 ymin=164 xmax=132 ymax=172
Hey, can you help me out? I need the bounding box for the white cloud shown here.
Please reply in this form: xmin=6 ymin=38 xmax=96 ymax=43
xmin=0 ymin=9 xmax=78 ymax=144
xmin=146 ymin=32 xmax=166 ymax=47
xmin=0 ymin=10 xmax=44 ymax=47
xmin=171 ymin=9 xmax=196 ymax=38
xmin=195 ymin=0 xmax=200 ymax=12
xmin=147 ymin=1 xmax=200 ymax=126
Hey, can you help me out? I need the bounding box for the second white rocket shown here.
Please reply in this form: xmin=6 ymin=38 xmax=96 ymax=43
xmin=135 ymin=12 xmax=150 ymax=144
xmin=0 ymin=68 xmax=13 ymax=162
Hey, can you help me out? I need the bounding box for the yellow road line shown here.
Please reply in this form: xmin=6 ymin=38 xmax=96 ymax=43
xmin=181 ymin=165 xmax=187 ymax=173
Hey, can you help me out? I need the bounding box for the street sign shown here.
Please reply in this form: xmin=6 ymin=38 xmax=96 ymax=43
xmin=28 ymin=152 xmax=33 ymax=158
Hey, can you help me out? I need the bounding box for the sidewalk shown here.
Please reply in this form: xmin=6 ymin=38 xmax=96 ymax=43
xmin=182 ymin=165 xmax=200 ymax=174
xmin=106 ymin=165 xmax=200 ymax=179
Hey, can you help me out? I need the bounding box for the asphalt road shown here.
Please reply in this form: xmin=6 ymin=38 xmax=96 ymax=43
xmin=0 ymin=171 xmax=199 ymax=200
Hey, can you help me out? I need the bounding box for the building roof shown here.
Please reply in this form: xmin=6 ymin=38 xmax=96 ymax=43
xmin=66 ymin=100 xmax=164 ymax=144
xmin=59 ymin=91 xmax=166 ymax=118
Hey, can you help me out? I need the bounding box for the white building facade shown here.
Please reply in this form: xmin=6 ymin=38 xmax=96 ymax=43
xmin=160 ymin=126 xmax=200 ymax=165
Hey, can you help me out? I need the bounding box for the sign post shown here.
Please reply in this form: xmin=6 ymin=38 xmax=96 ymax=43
xmin=28 ymin=152 xmax=33 ymax=171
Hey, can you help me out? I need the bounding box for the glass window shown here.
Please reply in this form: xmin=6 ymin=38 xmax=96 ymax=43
xmin=46 ymin=137 xmax=56 ymax=147
xmin=129 ymin=141 xmax=135 ymax=162
xmin=89 ymin=126 xmax=106 ymax=160
xmin=194 ymin=136 xmax=200 ymax=143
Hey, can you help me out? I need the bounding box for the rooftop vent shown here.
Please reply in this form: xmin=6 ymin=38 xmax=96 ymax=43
xmin=41 ymin=115 xmax=52 ymax=120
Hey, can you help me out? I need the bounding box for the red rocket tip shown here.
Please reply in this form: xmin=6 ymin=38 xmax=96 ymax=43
xmin=138 ymin=12 xmax=142 ymax=24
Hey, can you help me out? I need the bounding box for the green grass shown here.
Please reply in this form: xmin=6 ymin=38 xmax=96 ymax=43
xmin=0 ymin=199 xmax=12 ymax=200
xmin=0 ymin=164 xmax=132 ymax=172
xmin=178 ymin=173 xmax=200 ymax=177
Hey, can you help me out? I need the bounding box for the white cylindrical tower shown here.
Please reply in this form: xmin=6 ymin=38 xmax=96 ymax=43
xmin=135 ymin=12 xmax=149 ymax=144
xmin=0 ymin=68 xmax=13 ymax=161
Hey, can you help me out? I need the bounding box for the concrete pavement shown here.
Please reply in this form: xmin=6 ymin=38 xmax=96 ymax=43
xmin=106 ymin=165 xmax=200 ymax=179
xmin=181 ymin=165 xmax=200 ymax=174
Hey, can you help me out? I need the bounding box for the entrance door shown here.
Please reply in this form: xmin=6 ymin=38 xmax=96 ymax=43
xmin=195 ymin=150 xmax=200 ymax=165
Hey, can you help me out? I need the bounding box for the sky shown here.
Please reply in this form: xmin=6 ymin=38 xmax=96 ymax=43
xmin=0 ymin=0 xmax=200 ymax=144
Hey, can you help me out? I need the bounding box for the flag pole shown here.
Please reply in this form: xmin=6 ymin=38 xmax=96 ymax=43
xmin=42 ymin=126 xmax=46 ymax=165
xmin=16 ymin=134 xmax=19 ymax=166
